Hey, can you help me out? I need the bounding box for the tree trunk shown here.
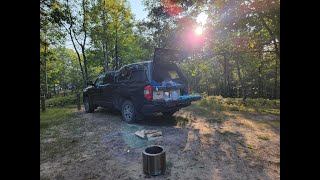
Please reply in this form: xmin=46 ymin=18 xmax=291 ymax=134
xmin=65 ymin=0 xmax=85 ymax=86
xmin=258 ymin=64 xmax=262 ymax=98
xmin=273 ymin=58 xmax=279 ymax=99
xmin=102 ymin=0 xmax=108 ymax=71
xmin=258 ymin=51 xmax=263 ymax=98
xmin=82 ymin=45 xmax=89 ymax=83
xmin=44 ymin=34 xmax=48 ymax=97
xmin=205 ymin=73 xmax=209 ymax=95
xmin=82 ymin=0 xmax=89 ymax=84
xmin=69 ymin=28 xmax=85 ymax=86
xmin=236 ymin=54 xmax=246 ymax=103
xmin=258 ymin=13 xmax=280 ymax=99
xmin=53 ymin=85 xmax=56 ymax=95
xmin=115 ymin=24 xmax=119 ymax=70
xmin=227 ymin=64 xmax=231 ymax=97
xmin=41 ymin=96 xmax=46 ymax=112
xmin=77 ymin=93 xmax=81 ymax=110
xmin=223 ymin=53 xmax=229 ymax=97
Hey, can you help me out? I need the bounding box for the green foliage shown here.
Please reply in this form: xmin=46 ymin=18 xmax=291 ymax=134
xmin=197 ymin=96 xmax=279 ymax=114
xmin=44 ymin=95 xmax=81 ymax=107
xmin=40 ymin=0 xmax=280 ymax=101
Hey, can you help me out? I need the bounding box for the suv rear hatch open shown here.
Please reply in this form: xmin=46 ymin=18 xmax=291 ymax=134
xmin=150 ymin=48 xmax=201 ymax=106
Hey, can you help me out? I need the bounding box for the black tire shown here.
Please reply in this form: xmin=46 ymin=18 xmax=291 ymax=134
xmin=84 ymin=96 xmax=94 ymax=113
xmin=121 ymin=100 xmax=136 ymax=123
xmin=162 ymin=111 xmax=176 ymax=117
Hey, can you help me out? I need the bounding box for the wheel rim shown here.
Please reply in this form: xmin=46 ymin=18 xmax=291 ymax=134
xmin=123 ymin=104 xmax=133 ymax=121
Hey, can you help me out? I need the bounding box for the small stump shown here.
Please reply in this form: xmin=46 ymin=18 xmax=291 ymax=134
xmin=142 ymin=145 xmax=166 ymax=176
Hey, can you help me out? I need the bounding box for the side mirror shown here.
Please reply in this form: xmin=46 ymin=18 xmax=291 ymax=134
xmin=87 ymin=81 xmax=93 ymax=86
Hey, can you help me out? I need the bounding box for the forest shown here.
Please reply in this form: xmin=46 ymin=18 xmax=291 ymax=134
xmin=40 ymin=0 xmax=280 ymax=101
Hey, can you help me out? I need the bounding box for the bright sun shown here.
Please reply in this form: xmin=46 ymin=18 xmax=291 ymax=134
xmin=195 ymin=26 xmax=203 ymax=35
xmin=196 ymin=12 xmax=208 ymax=25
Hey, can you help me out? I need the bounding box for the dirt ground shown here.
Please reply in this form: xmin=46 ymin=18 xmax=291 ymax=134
xmin=40 ymin=105 xmax=280 ymax=180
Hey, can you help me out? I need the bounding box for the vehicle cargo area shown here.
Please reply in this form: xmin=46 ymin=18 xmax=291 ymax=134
xmin=151 ymin=63 xmax=201 ymax=103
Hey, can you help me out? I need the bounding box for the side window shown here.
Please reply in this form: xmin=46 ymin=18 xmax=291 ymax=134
xmin=103 ymin=74 xmax=114 ymax=84
xmin=118 ymin=70 xmax=131 ymax=82
xmin=130 ymin=70 xmax=146 ymax=81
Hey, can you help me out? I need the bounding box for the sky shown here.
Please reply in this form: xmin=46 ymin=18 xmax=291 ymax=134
xmin=128 ymin=0 xmax=148 ymax=21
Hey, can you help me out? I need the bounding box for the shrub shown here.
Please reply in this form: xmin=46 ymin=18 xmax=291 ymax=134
xmin=197 ymin=95 xmax=280 ymax=113
xmin=43 ymin=95 xmax=81 ymax=108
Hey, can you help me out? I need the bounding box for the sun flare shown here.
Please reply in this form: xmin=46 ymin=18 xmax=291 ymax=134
xmin=195 ymin=26 xmax=203 ymax=35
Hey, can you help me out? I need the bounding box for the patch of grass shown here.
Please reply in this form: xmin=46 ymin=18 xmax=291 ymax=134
xmin=41 ymin=134 xmax=81 ymax=162
xmin=195 ymin=96 xmax=280 ymax=115
xmin=257 ymin=134 xmax=270 ymax=141
xmin=264 ymin=121 xmax=280 ymax=128
xmin=247 ymin=144 xmax=255 ymax=150
xmin=42 ymin=94 xmax=82 ymax=108
xmin=229 ymin=105 xmax=240 ymax=111
xmin=40 ymin=106 xmax=75 ymax=130
xmin=175 ymin=116 xmax=190 ymax=127
xmin=185 ymin=104 xmax=213 ymax=116
xmin=260 ymin=109 xmax=280 ymax=115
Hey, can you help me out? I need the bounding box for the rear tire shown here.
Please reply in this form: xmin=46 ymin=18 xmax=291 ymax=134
xmin=84 ymin=97 xmax=94 ymax=113
xmin=122 ymin=100 xmax=136 ymax=123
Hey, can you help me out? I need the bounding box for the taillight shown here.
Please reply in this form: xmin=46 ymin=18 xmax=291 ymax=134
xmin=144 ymin=85 xmax=152 ymax=100
xmin=187 ymin=83 xmax=191 ymax=94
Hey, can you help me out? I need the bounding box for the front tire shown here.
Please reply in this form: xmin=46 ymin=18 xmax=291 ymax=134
xmin=84 ymin=97 xmax=94 ymax=113
xmin=122 ymin=100 xmax=136 ymax=123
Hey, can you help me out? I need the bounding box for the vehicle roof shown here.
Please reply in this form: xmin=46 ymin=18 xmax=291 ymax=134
xmin=98 ymin=70 xmax=117 ymax=77
xmin=118 ymin=61 xmax=151 ymax=71
xmin=98 ymin=61 xmax=151 ymax=78
xmin=123 ymin=61 xmax=151 ymax=67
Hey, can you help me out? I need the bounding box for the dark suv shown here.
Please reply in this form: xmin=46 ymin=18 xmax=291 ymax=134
xmin=83 ymin=48 xmax=201 ymax=123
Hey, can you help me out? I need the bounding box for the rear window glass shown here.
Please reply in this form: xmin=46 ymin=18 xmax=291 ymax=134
xmin=130 ymin=70 xmax=146 ymax=81
xmin=168 ymin=71 xmax=180 ymax=79
xmin=153 ymin=63 xmax=184 ymax=83
xmin=118 ymin=70 xmax=146 ymax=82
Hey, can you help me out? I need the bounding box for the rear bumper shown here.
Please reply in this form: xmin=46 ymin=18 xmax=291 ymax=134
xmin=140 ymin=95 xmax=201 ymax=114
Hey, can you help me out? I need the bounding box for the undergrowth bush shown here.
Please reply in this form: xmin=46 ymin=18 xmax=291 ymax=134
xmin=197 ymin=95 xmax=280 ymax=113
xmin=40 ymin=95 xmax=81 ymax=108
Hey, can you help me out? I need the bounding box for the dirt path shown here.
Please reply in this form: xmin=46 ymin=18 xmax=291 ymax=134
xmin=40 ymin=106 xmax=280 ymax=180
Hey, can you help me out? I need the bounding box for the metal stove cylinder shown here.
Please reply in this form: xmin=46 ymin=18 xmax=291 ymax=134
xmin=142 ymin=145 xmax=166 ymax=176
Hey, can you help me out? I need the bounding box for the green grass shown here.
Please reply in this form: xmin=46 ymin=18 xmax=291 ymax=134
xmin=247 ymin=144 xmax=255 ymax=150
xmin=257 ymin=134 xmax=270 ymax=141
xmin=41 ymin=94 xmax=82 ymax=108
xmin=264 ymin=121 xmax=280 ymax=128
xmin=260 ymin=108 xmax=280 ymax=115
xmin=40 ymin=106 xmax=76 ymax=130
xmin=195 ymin=95 xmax=280 ymax=114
